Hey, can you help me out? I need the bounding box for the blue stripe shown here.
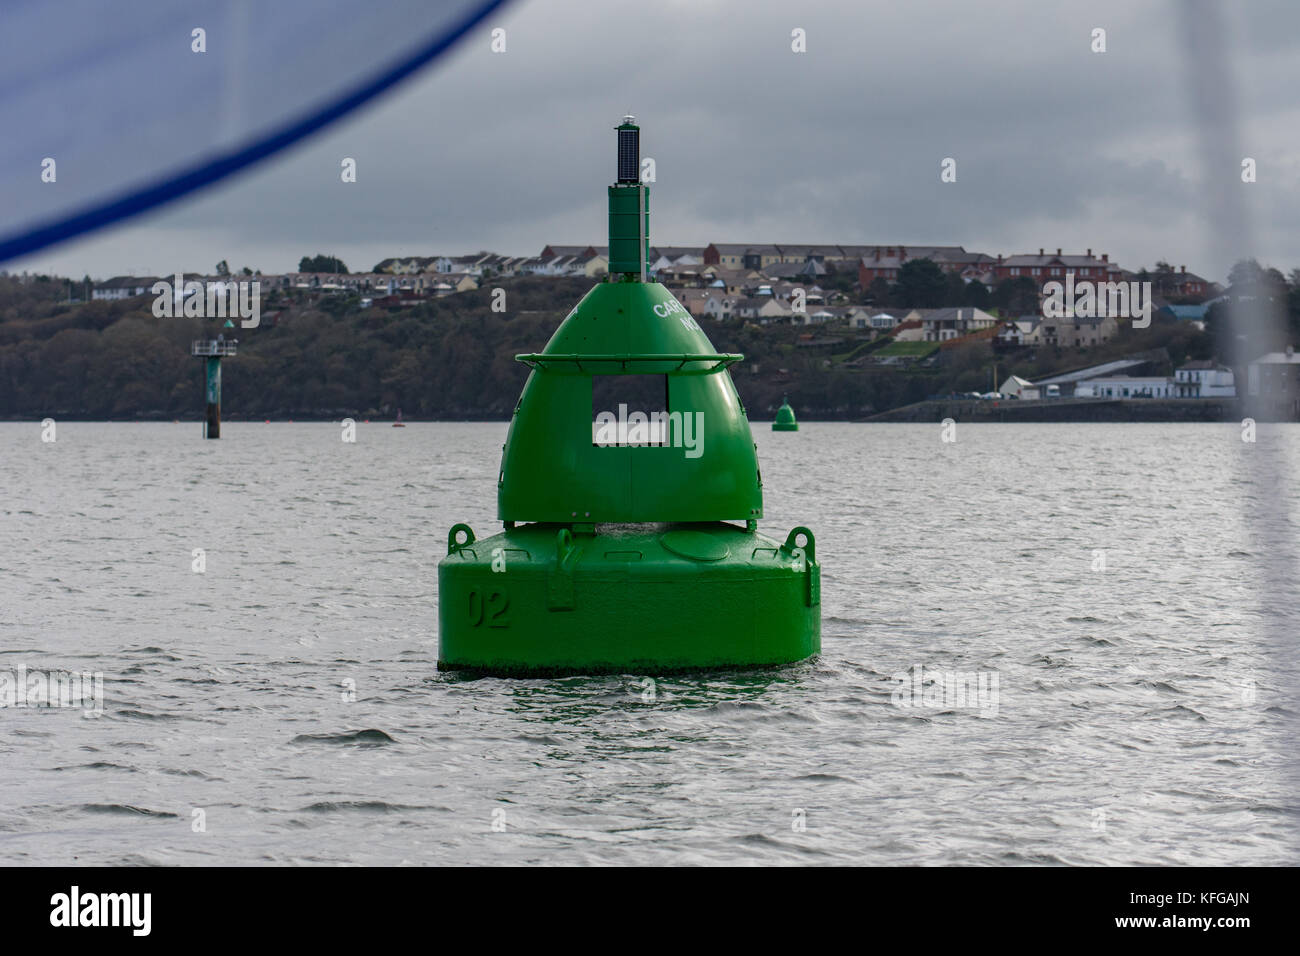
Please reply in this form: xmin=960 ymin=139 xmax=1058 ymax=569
xmin=0 ymin=0 xmax=512 ymax=264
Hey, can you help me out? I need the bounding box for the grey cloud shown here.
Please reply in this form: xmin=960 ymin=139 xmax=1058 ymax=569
xmin=11 ymin=0 xmax=1300 ymax=282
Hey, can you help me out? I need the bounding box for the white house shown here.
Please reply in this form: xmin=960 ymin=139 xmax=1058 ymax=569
xmin=1075 ymin=375 xmax=1178 ymax=398
xmin=387 ymin=257 xmax=435 ymax=275
xmin=1174 ymin=360 xmax=1235 ymax=397
xmin=649 ymin=249 xmax=703 ymax=271
xmin=837 ymin=306 xmax=870 ymax=329
xmin=734 ymin=296 xmax=791 ymax=323
xmin=792 ymin=305 xmax=838 ymax=326
xmin=995 ymin=317 xmax=1040 ymax=347
xmin=703 ymin=295 xmax=737 ymax=320
xmin=578 ymin=254 xmax=609 ymax=277
xmin=914 ymin=307 xmax=998 ymax=342
xmin=855 ymin=310 xmax=917 ymax=331
xmin=93 ymin=276 xmax=158 ymax=300
xmin=998 ymin=374 xmax=1036 ymax=398
xmin=676 ymin=289 xmax=714 ymax=318
xmin=530 ymin=254 xmax=607 ymax=278
xmin=889 ymin=319 xmax=926 ymax=343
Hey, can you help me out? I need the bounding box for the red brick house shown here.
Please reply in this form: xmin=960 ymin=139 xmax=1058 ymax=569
xmin=992 ymin=249 xmax=1118 ymax=284
xmin=1151 ymin=265 xmax=1212 ymax=300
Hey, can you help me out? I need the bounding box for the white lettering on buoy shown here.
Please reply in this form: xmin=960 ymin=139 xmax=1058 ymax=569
xmin=652 ymin=300 xmax=684 ymax=318
xmin=652 ymin=299 xmax=700 ymax=330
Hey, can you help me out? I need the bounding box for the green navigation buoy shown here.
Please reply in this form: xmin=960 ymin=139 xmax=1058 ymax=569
xmin=437 ymin=117 xmax=820 ymax=675
xmin=773 ymin=396 xmax=798 ymax=431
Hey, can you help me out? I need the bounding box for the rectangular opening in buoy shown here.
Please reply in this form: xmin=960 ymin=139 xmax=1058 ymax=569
xmin=592 ymin=374 xmax=669 ymax=446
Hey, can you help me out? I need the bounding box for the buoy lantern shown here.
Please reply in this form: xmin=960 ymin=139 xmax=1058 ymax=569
xmin=437 ymin=118 xmax=821 ymax=675
xmin=773 ymin=396 xmax=799 ymax=431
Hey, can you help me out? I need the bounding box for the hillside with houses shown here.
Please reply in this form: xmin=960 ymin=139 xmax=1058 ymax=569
xmin=5 ymin=244 xmax=1300 ymax=420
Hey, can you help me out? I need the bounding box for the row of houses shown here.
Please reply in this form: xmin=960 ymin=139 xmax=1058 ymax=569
xmin=93 ymin=273 xmax=274 ymax=303
xmin=90 ymin=240 xmax=1217 ymax=322
xmin=281 ymin=243 xmax=1219 ymax=307
xmin=375 ymin=245 xmax=714 ymax=280
xmin=698 ymin=243 xmax=1214 ymax=299
xmin=664 ymin=292 xmax=1125 ymax=350
xmin=706 ymin=245 xmax=1215 ymax=302
xmin=1001 ymin=350 xmax=1300 ymax=404
xmin=271 ymin=271 xmax=480 ymax=296
xmin=375 ymin=248 xmax=608 ymax=279
xmin=999 ymin=358 xmax=1237 ymax=400
xmin=92 ymin=271 xmax=482 ymax=303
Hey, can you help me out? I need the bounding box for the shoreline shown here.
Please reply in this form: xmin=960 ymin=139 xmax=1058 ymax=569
xmin=857 ymin=397 xmax=1269 ymax=423
xmin=8 ymin=404 xmax=1299 ymax=425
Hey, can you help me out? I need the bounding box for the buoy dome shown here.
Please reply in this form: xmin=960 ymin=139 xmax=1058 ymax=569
xmin=500 ymin=280 xmax=762 ymax=523
xmin=773 ymin=396 xmax=798 ymax=431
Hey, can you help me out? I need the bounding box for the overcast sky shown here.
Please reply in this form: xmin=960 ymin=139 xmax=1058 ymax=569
xmin=8 ymin=0 xmax=1300 ymax=284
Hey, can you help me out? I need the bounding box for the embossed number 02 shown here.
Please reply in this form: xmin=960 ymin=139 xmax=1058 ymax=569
xmin=468 ymin=590 xmax=510 ymax=628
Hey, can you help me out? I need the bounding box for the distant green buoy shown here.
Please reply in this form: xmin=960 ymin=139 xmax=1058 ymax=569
xmin=772 ymin=396 xmax=798 ymax=431
xmin=436 ymin=117 xmax=820 ymax=676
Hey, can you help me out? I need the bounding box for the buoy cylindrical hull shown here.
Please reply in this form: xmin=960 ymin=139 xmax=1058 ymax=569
xmin=438 ymin=522 xmax=820 ymax=675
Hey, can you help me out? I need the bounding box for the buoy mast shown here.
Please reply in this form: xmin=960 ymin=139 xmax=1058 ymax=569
xmin=609 ymin=116 xmax=649 ymax=281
